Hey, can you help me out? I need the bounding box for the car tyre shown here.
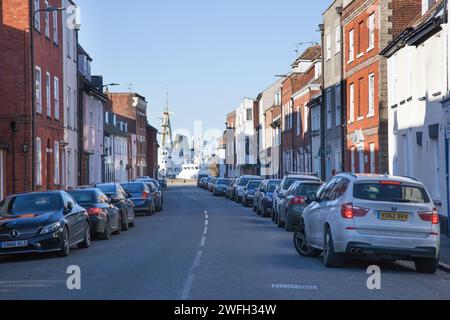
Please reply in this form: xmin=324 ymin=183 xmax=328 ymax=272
xmin=323 ymin=227 xmax=345 ymax=268
xmin=78 ymin=221 xmax=91 ymax=249
xmin=415 ymin=258 xmax=438 ymax=274
xmin=114 ymin=216 xmax=122 ymax=235
xmin=99 ymin=218 xmax=112 ymax=240
xmin=122 ymin=213 xmax=129 ymax=231
xmin=58 ymin=227 xmax=70 ymax=257
xmin=294 ymin=220 xmax=321 ymax=257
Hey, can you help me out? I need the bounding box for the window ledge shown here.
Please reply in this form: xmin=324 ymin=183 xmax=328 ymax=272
xmin=357 ymin=116 xmax=364 ymax=121
xmin=367 ymin=113 xmax=375 ymax=118
xmin=366 ymin=46 xmax=374 ymax=53
xmin=356 ymin=52 xmax=364 ymax=58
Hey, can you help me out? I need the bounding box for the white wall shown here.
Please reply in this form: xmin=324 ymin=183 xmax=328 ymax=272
xmin=235 ymin=98 xmax=256 ymax=166
xmin=387 ymin=28 xmax=447 ymax=216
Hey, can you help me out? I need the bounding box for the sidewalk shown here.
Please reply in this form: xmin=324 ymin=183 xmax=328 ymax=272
xmin=440 ymin=236 xmax=450 ymax=272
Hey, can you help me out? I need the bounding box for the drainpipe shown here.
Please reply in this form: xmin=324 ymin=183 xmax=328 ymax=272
xmin=29 ymin=0 xmax=36 ymax=191
xmin=445 ymin=0 xmax=450 ymax=237
xmin=319 ymin=23 xmax=326 ymax=181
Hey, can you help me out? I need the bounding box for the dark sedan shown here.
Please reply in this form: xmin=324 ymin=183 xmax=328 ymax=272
xmin=212 ymin=178 xmax=233 ymax=196
xmin=254 ymin=179 xmax=281 ymax=217
xmin=0 ymin=191 xmax=91 ymax=257
xmin=95 ymin=183 xmax=136 ymax=231
xmin=68 ymin=189 xmax=121 ymax=240
xmin=121 ymin=182 xmax=155 ymax=216
xmin=242 ymin=180 xmax=262 ymax=207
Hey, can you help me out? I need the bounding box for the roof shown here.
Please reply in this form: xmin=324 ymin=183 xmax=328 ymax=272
xmin=340 ymin=173 xmax=423 ymax=185
xmin=380 ymin=0 xmax=445 ymax=57
xmin=291 ymin=44 xmax=322 ymax=67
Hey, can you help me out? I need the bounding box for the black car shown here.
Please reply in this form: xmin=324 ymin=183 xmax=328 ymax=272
xmin=68 ymin=189 xmax=121 ymax=240
xmin=95 ymin=183 xmax=136 ymax=231
xmin=212 ymin=178 xmax=233 ymax=196
xmin=197 ymin=174 xmax=209 ymax=187
xmin=0 ymin=191 xmax=91 ymax=257
xmin=242 ymin=180 xmax=262 ymax=207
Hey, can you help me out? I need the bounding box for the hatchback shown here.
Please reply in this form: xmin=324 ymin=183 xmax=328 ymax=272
xmin=121 ymin=182 xmax=155 ymax=216
xmin=295 ymin=174 xmax=441 ymax=273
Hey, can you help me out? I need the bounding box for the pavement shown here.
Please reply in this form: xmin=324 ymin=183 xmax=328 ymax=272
xmin=439 ymin=236 xmax=450 ymax=272
xmin=0 ymin=185 xmax=449 ymax=300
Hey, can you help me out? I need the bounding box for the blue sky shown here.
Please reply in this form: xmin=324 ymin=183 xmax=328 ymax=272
xmin=76 ymin=0 xmax=329 ymax=134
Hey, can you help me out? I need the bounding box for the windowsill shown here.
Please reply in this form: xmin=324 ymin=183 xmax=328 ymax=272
xmin=347 ymin=58 xmax=354 ymax=64
xmin=367 ymin=113 xmax=375 ymax=118
xmin=356 ymin=52 xmax=364 ymax=58
xmin=366 ymin=46 xmax=374 ymax=53
xmin=357 ymin=116 xmax=364 ymax=121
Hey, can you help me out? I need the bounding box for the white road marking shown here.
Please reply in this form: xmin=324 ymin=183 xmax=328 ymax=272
xmin=181 ymin=274 xmax=194 ymax=300
xmin=271 ymin=284 xmax=319 ymax=290
xmin=200 ymin=236 xmax=207 ymax=247
xmin=203 ymin=227 xmax=208 ymax=235
xmin=193 ymin=251 xmax=203 ymax=267
xmin=205 ymin=220 xmax=209 ymax=226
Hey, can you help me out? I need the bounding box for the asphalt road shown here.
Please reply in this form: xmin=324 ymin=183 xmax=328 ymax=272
xmin=0 ymin=185 xmax=449 ymax=300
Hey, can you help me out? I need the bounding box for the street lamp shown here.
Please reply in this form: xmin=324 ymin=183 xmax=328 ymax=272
xmin=30 ymin=6 xmax=67 ymax=190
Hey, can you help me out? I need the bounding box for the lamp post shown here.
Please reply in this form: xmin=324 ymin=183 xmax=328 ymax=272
xmin=30 ymin=5 xmax=67 ymax=191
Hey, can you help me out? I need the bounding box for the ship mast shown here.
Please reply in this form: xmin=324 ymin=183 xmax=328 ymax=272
xmin=161 ymin=88 xmax=173 ymax=149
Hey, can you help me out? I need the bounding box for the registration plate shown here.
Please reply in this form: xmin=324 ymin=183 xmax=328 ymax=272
xmin=379 ymin=212 xmax=409 ymax=222
xmin=0 ymin=241 xmax=28 ymax=249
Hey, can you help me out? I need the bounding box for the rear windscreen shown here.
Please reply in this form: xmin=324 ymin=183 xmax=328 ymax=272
xmin=68 ymin=191 xmax=97 ymax=204
xmin=353 ymin=183 xmax=430 ymax=204
xmin=121 ymin=183 xmax=145 ymax=193
xmin=297 ymin=184 xmax=322 ymax=196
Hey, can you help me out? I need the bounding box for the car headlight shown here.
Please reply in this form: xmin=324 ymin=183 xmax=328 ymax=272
xmin=39 ymin=222 xmax=62 ymax=235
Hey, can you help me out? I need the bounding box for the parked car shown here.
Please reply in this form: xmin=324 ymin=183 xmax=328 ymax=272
xmin=0 ymin=191 xmax=91 ymax=257
xmin=242 ymin=180 xmax=262 ymax=207
xmin=121 ymin=182 xmax=156 ymax=216
xmin=200 ymin=178 xmax=208 ymax=189
xmin=294 ymin=174 xmax=441 ymax=273
xmin=96 ymin=183 xmax=136 ymax=231
xmin=203 ymin=177 xmax=212 ymax=190
xmin=134 ymin=178 xmax=164 ymax=205
xmin=213 ymin=178 xmax=233 ymax=196
xmin=197 ymin=174 xmax=209 ymax=187
xmin=277 ymin=181 xmax=323 ymax=231
xmin=226 ymin=178 xmax=237 ymax=199
xmin=235 ymin=176 xmax=263 ymax=203
xmin=254 ymin=179 xmax=281 ymax=217
xmin=68 ymin=188 xmax=121 ymax=240
xmin=146 ymin=181 xmax=164 ymax=212
xmin=273 ymin=173 xmax=320 ymax=223
xmin=208 ymin=178 xmax=218 ymax=192
xmin=158 ymin=178 xmax=168 ymax=190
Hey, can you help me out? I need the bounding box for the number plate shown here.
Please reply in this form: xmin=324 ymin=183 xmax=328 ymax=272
xmin=0 ymin=241 xmax=28 ymax=249
xmin=379 ymin=212 xmax=409 ymax=222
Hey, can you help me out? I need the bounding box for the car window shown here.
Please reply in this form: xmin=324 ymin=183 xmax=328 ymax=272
xmin=296 ymin=183 xmax=322 ymax=197
xmin=68 ymin=190 xmax=96 ymax=204
xmin=319 ymin=178 xmax=339 ymax=201
xmin=0 ymin=193 xmax=62 ymax=215
xmin=329 ymin=178 xmax=350 ymax=200
xmin=96 ymin=184 xmax=116 ymax=195
xmin=282 ymin=178 xmax=299 ymax=190
xmin=353 ymin=183 xmax=431 ymax=203
xmin=122 ymin=183 xmax=145 ymax=193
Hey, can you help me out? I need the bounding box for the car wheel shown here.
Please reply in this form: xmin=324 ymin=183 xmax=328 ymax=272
xmin=122 ymin=213 xmax=129 ymax=231
xmin=129 ymin=220 xmax=135 ymax=228
xmin=78 ymin=221 xmax=91 ymax=249
xmin=323 ymin=227 xmax=345 ymax=268
xmin=58 ymin=227 xmax=70 ymax=257
xmin=293 ymin=220 xmax=321 ymax=257
xmin=99 ymin=218 xmax=112 ymax=240
xmin=114 ymin=216 xmax=122 ymax=235
xmin=253 ymin=204 xmax=257 ymax=212
xmin=415 ymin=258 xmax=438 ymax=274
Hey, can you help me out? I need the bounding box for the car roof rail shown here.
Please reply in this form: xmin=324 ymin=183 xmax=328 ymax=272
xmin=285 ymin=171 xmax=318 ymax=176
xmin=401 ymin=176 xmax=420 ymax=182
xmin=340 ymin=172 xmax=357 ymax=179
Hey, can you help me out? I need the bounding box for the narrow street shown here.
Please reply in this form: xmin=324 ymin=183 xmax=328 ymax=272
xmin=0 ymin=185 xmax=449 ymax=300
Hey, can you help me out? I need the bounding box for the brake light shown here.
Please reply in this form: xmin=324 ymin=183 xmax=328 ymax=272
xmin=379 ymin=180 xmax=401 ymax=185
xmin=341 ymin=203 xmax=369 ymax=219
xmin=419 ymin=209 xmax=439 ymax=225
xmin=88 ymin=208 xmax=103 ymax=216
xmin=289 ymin=196 xmax=306 ymax=205
xmin=142 ymin=191 xmax=150 ymax=199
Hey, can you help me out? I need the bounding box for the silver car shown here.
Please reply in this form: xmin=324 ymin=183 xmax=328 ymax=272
xmin=295 ymin=174 xmax=441 ymax=273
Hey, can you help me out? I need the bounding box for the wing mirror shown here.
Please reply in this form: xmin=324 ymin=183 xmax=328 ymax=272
xmin=306 ymin=192 xmax=318 ymax=204
xmin=65 ymin=201 xmax=74 ymax=214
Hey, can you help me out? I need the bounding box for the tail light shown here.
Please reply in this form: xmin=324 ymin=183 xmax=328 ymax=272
xmin=88 ymin=208 xmax=103 ymax=216
xmin=289 ymin=196 xmax=306 ymax=205
xmin=341 ymin=203 xmax=369 ymax=219
xmin=142 ymin=191 xmax=150 ymax=199
xmin=419 ymin=209 xmax=439 ymax=225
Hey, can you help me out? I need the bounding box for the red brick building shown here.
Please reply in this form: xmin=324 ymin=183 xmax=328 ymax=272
xmin=0 ymin=0 xmax=64 ymax=198
xmin=146 ymin=124 xmax=159 ymax=179
xmin=342 ymin=0 xmax=421 ymax=174
xmin=281 ymin=45 xmax=322 ymax=175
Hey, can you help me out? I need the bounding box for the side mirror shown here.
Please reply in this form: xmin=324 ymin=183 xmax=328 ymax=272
xmin=110 ymin=196 xmax=120 ymax=204
xmin=65 ymin=201 xmax=74 ymax=213
xmin=306 ymin=192 xmax=318 ymax=204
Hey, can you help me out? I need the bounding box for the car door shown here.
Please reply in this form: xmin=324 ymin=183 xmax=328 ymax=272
xmin=119 ymin=186 xmax=135 ymax=221
xmin=306 ymin=178 xmax=338 ymax=246
xmin=62 ymin=192 xmax=84 ymax=242
xmin=281 ymin=183 xmax=296 ymax=221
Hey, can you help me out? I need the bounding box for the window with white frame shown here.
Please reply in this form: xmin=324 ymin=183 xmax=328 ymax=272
xmin=246 ymin=108 xmax=253 ymax=121
xmin=335 ymin=84 xmax=341 ymax=126
xmin=368 ymin=13 xmax=375 ymax=51
xmin=348 ymin=29 xmax=354 ymax=62
xmin=351 ymin=147 xmax=356 ymax=173
xmin=53 ymin=10 xmax=58 ymax=44
xmin=349 ymin=83 xmax=355 ymax=123
xmin=54 ymin=77 xmax=59 ymax=120
xmin=45 ymin=1 xmax=50 ymax=38
xmin=370 ymin=143 xmax=376 ymax=173
xmin=296 ymin=106 xmax=301 ymax=136
xmin=46 ymin=72 xmax=51 ymax=117
xmin=54 ymin=141 xmax=60 ymax=185
xmin=326 ymin=33 xmax=332 ymax=61
xmin=314 ymin=63 xmax=322 ymax=80
xmin=335 ymin=25 xmax=341 ymax=54
xmin=34 ymin=0 xmax=41 ymax=31
xmin=304 ymin=107 xmax=309 ymax=133
xmin=368 ymin=73 xmax=375 ymax=117
xmin=35 ymin=67 xmax=42 ymax=113
xmin=66 ymin=87 xmax=71 ymax=127
xmin=36 ymin=137 xmax=42 ymax=185
xmin=326 ymin=89 xmax=332 ymax=129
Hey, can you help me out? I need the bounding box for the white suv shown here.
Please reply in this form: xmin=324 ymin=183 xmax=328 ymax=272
xmin=294 ymin=173 xmax=441 ymax=273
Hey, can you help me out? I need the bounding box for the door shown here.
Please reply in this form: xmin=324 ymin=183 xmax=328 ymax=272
xmin=62 ymin=193 xmax=83 ymax=243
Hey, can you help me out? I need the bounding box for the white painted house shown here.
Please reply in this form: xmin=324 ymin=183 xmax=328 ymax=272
xmin=235 ymin=98 xmax=257 ymax=175
xmin=62 ymin=0 xmax=79 ymax=189
xmin=382 ymin=0 xmax=448 ymax=218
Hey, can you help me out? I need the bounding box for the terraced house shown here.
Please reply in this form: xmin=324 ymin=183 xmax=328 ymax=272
xmin=342 ymin=0 xmax=422 ymax=174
